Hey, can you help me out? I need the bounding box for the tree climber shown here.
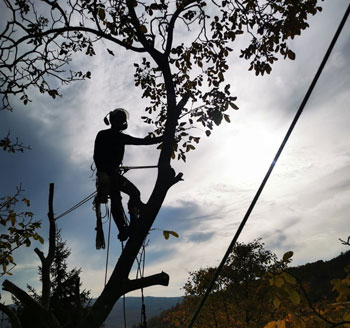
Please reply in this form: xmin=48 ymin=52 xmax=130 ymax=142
xmin=93 ymin=108 xmax=162 ymax=241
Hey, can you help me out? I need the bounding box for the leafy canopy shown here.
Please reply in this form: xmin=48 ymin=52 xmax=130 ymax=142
xmin=0 ymin=0 xmax=322 ymax=159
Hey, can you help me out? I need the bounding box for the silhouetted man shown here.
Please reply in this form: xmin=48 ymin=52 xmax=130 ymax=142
xmin=94 ymin=108 xmax=162 ymax=241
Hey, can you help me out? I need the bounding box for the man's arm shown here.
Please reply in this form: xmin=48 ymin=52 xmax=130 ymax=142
xmin=122 ymin=134 xmax=163 ymax=145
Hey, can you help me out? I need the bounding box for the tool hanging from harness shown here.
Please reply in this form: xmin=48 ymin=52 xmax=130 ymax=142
xmin=94 ymin=165 xmax=157 ymax=249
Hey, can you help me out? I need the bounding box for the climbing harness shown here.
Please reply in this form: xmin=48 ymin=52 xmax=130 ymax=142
xmin=187 ymin=4 xmax=350 ymax=327
xmin=94 ymin=199 xmax=105 ymax=249
xmin=54 ymin=164 xmax=157 ymax=249
xmin=94 ymin=165 xmax=157 ymax=249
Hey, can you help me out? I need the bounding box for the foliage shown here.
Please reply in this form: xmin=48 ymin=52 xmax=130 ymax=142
xmin=0 ymin=0 xmax=322 ymax=160
xmin=164 ymin=239 xmax=286 ymax=327
xmin=162 ymin=241 xmax=350 ymax=328
xmin=0 ymin=186 xmax=42 ymax=277
xmin=0 ymin=133 xmax=31 ymax=153
xmin=264 ymin=251 xmax=350 ymax=328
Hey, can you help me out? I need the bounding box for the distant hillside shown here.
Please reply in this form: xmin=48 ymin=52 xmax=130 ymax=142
xmin=103 ymin=296 xmax=182 ymax=328
xmin=289 ymin=250 xmax=350 ymax=302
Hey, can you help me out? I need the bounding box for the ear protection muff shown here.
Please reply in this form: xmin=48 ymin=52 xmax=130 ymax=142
xmin=104 ymin=114 xmax=110 ymax=126
xmin=103 ymin=108 xmax=129 ymax=127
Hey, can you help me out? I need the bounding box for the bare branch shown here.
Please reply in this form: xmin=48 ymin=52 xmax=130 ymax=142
xmin=125 ymin=271 xmax=170 ymax=293
xmin=0 ymin=302 xmax=22 ymax=328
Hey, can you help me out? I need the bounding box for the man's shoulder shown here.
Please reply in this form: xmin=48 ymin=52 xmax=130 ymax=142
xmin=96 ymin=129 xmax=129 ymax=141
xmin=97 ymin=128 xmax=113 ymax=138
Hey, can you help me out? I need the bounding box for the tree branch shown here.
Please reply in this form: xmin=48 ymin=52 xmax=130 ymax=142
xmin=34 ymin=247 xmax=45 ymax=262
xmin=176 ymin=92 xmax=191 ymax=113
xmin=40 ymin=0 xmax=70 ymax=26
xmin=2 ymin=280 xmax=61 ymax=328
xmin=164 ymin=0 xmax=198 ymax=57
xmin=0 ymin=302 xmax=22 ymax=328
xmin=126 ymin=0 xmax=163 ymax=61
xmin=2 ymin=25 xmax=146 ymax=53
xmin=125 ymin=271 xmax=170 ymax=293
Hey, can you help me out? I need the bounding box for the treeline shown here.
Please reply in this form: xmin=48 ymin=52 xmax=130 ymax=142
xmin=144 ymin=241 xmax=350 ymax=328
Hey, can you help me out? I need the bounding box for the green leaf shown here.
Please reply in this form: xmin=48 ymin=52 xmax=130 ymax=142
xmin=22 ymin=198 xmax=30 ymax=206
xmin=287 ymin=50 xmax=295 ymax=60
xmin=163 ymin=231 xmax=169 ymax=240
xmin=229 ymin=102 xmax=239 ymax=110
xmin=168 ymin=231 xmax=179 ymax=238
xmin=288 ymin=289 xmax=300 ymax=305
xmin=282 ymin=272 xmax=296 ymax=285
xmin=275 ymin=277 xmax=284 ymax=287
xmin=48 ymin=89 xmax=59 ymax=99
xmin=343 ymin=311 xmax=350 ymax=327
xmin=283 ymin=251 xmax=293 ymax=261
xmin=98 ymin=8 xmax=106 ymax=20
xmin=294 ymin=316 xmax=306 ymax=328
xmin=264 ymin=321 xmax=277 ymax=328
xmin=276 ymin=320 xmax=286 ymax=328
xmin=140 ymin=25 xmax=148 ymax=33
xmin=273 ymin=297 xmax=280 ymax=309
xmin=9 ymin=212 xmax=16 ymax=226
xmin=163 ymin=230 xmax=179 ymax=240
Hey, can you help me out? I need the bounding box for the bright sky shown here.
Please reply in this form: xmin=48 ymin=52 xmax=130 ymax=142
xmin=0 ymin=1 xmax=349 ymax=305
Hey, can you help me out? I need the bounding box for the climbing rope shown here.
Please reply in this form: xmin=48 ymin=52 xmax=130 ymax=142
xmin=120 ymin=165 xmax=158 ymax=171
xmin=136 ymin=243 xmax=148 ymax=328
xmin=54 ymin=190 xmax=97 ymax=220
xmin=104 ymin=208 xmax=113 ymax=287
xmin=187 ymin=4 xmax=350 ymax=327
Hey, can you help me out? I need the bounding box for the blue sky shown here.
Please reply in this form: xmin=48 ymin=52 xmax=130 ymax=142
xmin=1 ymin=0 xmax=349 ymax=304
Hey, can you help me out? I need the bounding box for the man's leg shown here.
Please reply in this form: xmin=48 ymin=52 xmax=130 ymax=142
xmin=110 ymin=192 xmax=129 ymax=241
xmin=118 ymin=175 xmax=143 ymax=231
xmin=110 ymin=173 xmax=130 ymax=241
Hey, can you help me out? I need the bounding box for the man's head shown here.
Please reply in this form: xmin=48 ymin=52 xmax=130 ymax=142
xmin=106 ymin=108 xmax=129 ymax=130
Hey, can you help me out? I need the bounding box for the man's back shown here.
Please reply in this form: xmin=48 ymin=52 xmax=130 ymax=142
xmin=94 ymin=129 xmax=126 ymax=172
